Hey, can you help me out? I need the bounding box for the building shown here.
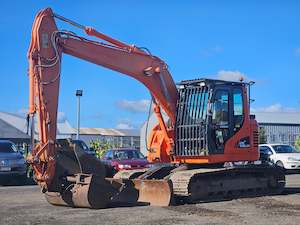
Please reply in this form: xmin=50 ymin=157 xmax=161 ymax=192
xmin=74 ymin=128 xmax=140 ymax=148
xmin=140 ymin=111 xmax=300 ymax=155
xmin=0 ymin=111 xmax=140 ymax=149
xmin=0 ymin=116 xmax=30 ymax=144
xmin=0 ymin=111 xmax=74 ymax=145
xmin=255 ymin=112 xmax=300 ymax=145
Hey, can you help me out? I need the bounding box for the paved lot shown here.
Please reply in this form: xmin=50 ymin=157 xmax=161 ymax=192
xmin=0 ymin=174 xmax=299 ymax=225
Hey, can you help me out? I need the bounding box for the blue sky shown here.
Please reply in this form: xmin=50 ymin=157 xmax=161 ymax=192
xmin=0 ymin=1 xmax=299 ymax=129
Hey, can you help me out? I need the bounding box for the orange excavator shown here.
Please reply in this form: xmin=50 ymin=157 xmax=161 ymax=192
xmin=27 ymin=8 xmax=285 ymax=208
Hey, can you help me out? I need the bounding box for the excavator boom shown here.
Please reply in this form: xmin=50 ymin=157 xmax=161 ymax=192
xmin=28 ymin=8 xmax=177 ymax=186
xmin=27 ymin=8 xmax=175 ymax=207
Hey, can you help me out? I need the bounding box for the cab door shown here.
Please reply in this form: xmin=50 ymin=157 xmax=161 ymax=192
xmin=208 ymin=86 xmax=246 ymax=154
xmin=208 ymin=87 xmax=232 ymax=154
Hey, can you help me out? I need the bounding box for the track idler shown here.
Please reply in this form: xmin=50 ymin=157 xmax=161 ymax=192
xmin=45 ymin=173 xmax=172 ymax=208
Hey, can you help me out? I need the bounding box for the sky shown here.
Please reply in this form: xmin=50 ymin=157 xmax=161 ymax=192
xmin=0 ymin=1 xmax=299 ymax=129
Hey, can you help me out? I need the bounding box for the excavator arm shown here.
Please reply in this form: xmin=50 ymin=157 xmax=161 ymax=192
xmin=27 ymin=8 xmax=177 ymax=208
xmin=28 ymin=8 xmax=177 ymax=188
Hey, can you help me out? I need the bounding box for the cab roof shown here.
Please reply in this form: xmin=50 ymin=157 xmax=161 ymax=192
xmin=178 ymin=78 xmax=252 ymax=87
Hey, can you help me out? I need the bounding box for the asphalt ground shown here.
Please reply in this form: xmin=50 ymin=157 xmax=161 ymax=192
xmin=0 ymin=174 xmax=299 ymax=225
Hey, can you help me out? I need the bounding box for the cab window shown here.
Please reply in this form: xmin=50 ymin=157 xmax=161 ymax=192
xmin=233 ymin=88 xmax=244 ymax=132
xmin=212 ymin=90 xmax=229 ymax=127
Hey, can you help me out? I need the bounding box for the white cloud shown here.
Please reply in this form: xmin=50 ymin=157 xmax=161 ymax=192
xmin=116 ymin=99 xmax=151 ymax=113
xmin=57 ymin=112 xmax=67 ymax=122
xmin=115 ymin=118 xmax=143 ymax=129
xmin=116 ymin=122 xmax=135 ymax=129
xmin=216 ymin=70 xmax=249 ymax=82
xmin=17 ymin=108 xmax=28 ymax=116
xmin=252 ymin=103 xmax=298 ymax=113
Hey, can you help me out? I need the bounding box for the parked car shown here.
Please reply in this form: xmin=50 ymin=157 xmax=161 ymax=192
xmin=0 ymin=140 xmax=27 ymax=184
xmin=259 ymin=144 xmax=300 ymax=170
xmin=101 ymin=148 xmax=149 ymax=173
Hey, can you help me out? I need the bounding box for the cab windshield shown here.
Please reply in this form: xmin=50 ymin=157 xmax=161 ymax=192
xmin=273 ymin=145 xmax=299 ymax=154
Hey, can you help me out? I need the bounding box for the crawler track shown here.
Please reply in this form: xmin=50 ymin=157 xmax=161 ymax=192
xmin=169 ymin=165 xmax=285 ymax=203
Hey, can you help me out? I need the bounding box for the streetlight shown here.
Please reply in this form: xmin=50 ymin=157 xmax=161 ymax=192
xmin=76 ymin=90 xmax=83 ymax=140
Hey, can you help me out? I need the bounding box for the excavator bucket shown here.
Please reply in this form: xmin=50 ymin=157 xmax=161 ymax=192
xmin=43 ymin=140 xmax=172 ymax=208
xmin=45 ymin=173 xmax=172 ymax=208
xmin=108 ymin=178 xmax=173 ymax=206
xmin=131 ymin=179 xmax=173 ymax=206
xmin=45 ymin=174 xmax=120 ymax=209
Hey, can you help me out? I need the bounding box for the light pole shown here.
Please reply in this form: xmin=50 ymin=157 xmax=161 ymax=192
xmin=76 ymin=90 xmax=83 ymax=140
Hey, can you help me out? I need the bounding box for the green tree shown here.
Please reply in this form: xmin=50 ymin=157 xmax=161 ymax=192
xmin=295 ymin=137 xmax=300 ymax=151
xmin=90 ymin=139 xmax=113 ymax=159
xmin=259 ymin=127 xmax=267 ymax=144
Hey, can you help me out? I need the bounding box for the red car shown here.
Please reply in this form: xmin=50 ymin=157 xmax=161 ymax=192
xmin=101 ymin=149 xmax=149 ymax=172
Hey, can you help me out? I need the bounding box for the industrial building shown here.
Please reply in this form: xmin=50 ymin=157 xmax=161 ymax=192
xmin=0 ymin=111 xmax=140 ymax=149
xmin=0 ymin=115 xmax=30 ymax=144
xmin=255 ymin=112 xmax=300 ymax=145
xmin=0 ymin=111 xmax=74 ymax=145
xmin=74 ymin=128 xmax=140 ymax=148
xmin=140 ymin=111 xmax=300 ymax=155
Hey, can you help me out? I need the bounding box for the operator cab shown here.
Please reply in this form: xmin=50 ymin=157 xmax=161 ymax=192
xmin=174 ymin=78 xmax=250 ymax=157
